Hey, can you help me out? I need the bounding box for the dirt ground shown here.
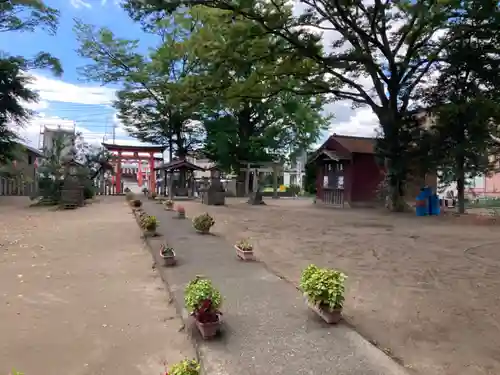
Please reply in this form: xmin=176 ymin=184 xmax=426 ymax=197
xmin=0 ymin=197 xmax=194 ymax=375
xmin=177 ymin=197 xmax=500 ymax=375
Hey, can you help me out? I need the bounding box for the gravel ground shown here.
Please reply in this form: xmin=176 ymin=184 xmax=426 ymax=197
xmin=173 ymin=197 xmax=500 ymax=375
xmin=0 ymin=196 xmax=195 ymax=375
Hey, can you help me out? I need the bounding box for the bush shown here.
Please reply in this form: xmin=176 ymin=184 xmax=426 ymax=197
xmin=83 ymin=185 xmax=95 ymax=200
xmin=287 ymin=184 xmax=301 ymax=195
xmin=140 ymin=215 xmax=158 ymax=231
xmin=300 ymin=264 xmax=347 ymax=310
xmin=236 ymin=239 xmax=252 ymax=251
xmin=184 ymin=276 xmax=222 ymax=313
xmin=168 ymin=359 xmax=200 ymax=375
xmin=192 ymin=213 xmax=215 ymax=232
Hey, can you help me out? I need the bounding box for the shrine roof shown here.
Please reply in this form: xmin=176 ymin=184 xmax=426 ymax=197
xmin=308 ymin=134 xmax=376 ymax=164
xmin=101 ymin=142 xmax=166 ymax=153
xmin=155 ymin=158 xmax=205 ymax=171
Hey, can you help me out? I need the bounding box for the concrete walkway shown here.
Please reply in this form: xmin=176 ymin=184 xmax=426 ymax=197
xmin=144 ymin=201 xmax=409 ymax=375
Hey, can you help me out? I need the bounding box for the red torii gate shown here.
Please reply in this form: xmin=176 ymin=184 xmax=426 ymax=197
xmin=102 ymin=143 xmax=166 ymax=194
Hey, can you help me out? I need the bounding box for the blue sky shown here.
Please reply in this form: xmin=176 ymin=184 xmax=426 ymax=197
xmin=3 ymin=0 xmax=160 ymax=149
xmin=4 ymin=0 xmax=378 ymax=154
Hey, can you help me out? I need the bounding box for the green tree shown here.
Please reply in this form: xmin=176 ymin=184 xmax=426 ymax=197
xmin=178 ymin=7 xmax=330 ymax=173
xmin=74 ymin=15 xmax=203 ymax=160
xmin=0 ymin=0 xmax=62 ymax=163
xmin=424 ymin=24 xmax=500 ymax=213
xmin=124 ymin=0 xmax=497 ymax=210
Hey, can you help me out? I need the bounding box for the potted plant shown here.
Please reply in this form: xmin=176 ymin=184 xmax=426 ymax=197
xmin=235 ymin=239 xmax=254 ymax=261
xmin=177 ymin=205 xmax=186 ymax=219
xmin=184 ymin=276 xmax=222 ymax=339
xmin=192 ymin=213 xmax=215 ymax=234
xmin=300 ymin=264 xmax=347 ymax=324
xmin=164 ymin=359 xmax=200 ymax=375
xmin=160 ymin=244 xmax=176 ymax=266
xmin=164 ymin=199 xmax=174 ymax=211
xmin=142 ymin=187 xmax=148 ymax=196
xmin=131 ymin=199 xmax=142 ymax=209
xmin=141 ymin=215 xmax=158 ymax=236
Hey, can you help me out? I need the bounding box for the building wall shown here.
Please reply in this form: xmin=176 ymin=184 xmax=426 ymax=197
xmin=350 ymin=153 xmax=383 ymax=202
xmin=43 ymin=129 xmax=74 ymax=159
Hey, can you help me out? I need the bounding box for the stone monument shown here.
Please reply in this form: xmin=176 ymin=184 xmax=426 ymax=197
xmin=202 ymin=168 xmax=226 ymax=205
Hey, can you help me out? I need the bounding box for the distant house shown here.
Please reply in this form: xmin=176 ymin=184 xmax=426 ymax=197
xmin=186 ymin=151 xmax=215 ymax=179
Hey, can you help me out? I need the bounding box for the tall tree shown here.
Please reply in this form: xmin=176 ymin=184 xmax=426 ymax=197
xmin=125 ymin=0 xmax=498 ymax=210
xmin=424 ymin=5 xmax=500 ymax=213
xmin=74 ymin=14 xmax=203 ymax=160
xmin=176 ymin=6 xmax=330 ymax=172
xmin=0 ymin=0 xmax=62 ymax=163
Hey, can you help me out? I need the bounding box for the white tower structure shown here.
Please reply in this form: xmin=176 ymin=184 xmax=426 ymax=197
xmin=39 ymin=119 xmax=76 ymax=157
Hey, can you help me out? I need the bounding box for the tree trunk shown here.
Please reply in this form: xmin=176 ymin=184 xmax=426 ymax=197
xmin=379 ymin=112 xmax=408 ymax=212
xmin=456 ymin=155 xmax=466 ymax=214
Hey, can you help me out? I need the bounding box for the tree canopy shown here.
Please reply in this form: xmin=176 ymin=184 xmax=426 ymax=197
xmin=0 ymin=0 xmax=62 ymax=164
xmin=75 ymin=5 xmax=330 ymax=173
xmin=124 ymin=0 xmax=500 ymax=209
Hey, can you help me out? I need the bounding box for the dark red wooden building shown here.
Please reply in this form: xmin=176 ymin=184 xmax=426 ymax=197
xmin=309 ymin=134 xmax=437 ymax=208
xmin=309 ymin=135 xmax=384 ymax=207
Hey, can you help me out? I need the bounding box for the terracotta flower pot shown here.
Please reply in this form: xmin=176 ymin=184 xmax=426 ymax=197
xmin=160 ymin=250 xmax=176 ymax=267
xmin=194 ymin=316 xmax=221 ymax=339
xmin=235 ymin=245 xmax=254 ymax=261
xmin=305 ymin=296 xmax=342 ymax=324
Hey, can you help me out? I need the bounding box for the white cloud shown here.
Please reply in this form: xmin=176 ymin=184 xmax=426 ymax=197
xmin=70 ymin=0 xmax=92 ymax=9
xmin=328 ymin=106 xmax=379 ymax=137
xmin=27 ymin=73 xmax=116 ymax=106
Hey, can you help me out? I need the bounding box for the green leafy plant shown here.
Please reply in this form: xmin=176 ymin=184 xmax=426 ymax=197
xmin=141 ymin=215 xmax=158 ymax=231
xmin=166 ymin=359 xmax=200 ymax=375
xmin=236 ymin=239 xmax=253 ymax=251
xmin=192 ymin=213 xmax=215 ymax=232
xmin=300 ymin=264 xmax=347 ymax=310
xmin=184 ymin=276 xmax=222 ymax=313
xmin=160 ymin=243 xmax=175 ymax=257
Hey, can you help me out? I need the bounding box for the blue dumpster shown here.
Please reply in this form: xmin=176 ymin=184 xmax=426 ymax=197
xmin=429 ymin=194 xmax=440 ymax=216
xmin=416 ymin=188 xmax=430 ymax=216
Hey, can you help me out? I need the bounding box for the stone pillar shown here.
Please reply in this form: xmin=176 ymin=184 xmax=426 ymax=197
xmin=272 ymin=163 xmax=279 ymax=199
xmin=116 ymin=151 xmax=122 ymax=194
xmin=252 ymin=168 xmax=259 ymax=192
xmin=244 ymin=163 xmax=250 ymax=196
